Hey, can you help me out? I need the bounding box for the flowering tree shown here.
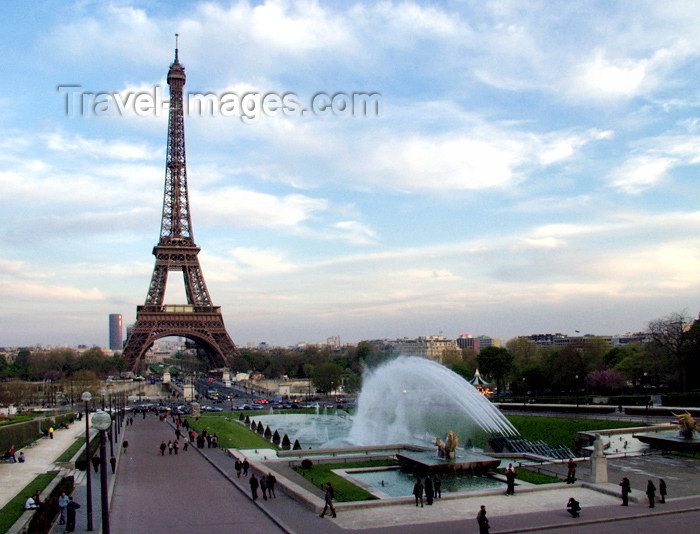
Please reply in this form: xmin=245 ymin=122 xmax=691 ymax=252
xmin=586 ymin=369 xmax=626 ymax=392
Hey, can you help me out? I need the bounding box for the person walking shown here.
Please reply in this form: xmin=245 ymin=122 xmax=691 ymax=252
xmin=505 ymin=464 xmax=516 ymax=495
xmin=566 ymin=458 xmax=576 ymax=484
xmin=183 ymin=440 xmax=188 ymax=452
xmin=249 ymin=473 xmax=259 ymax=501
xmin=567 ymin=497 xmax=581 ymax=517
xmin=49 ymin=426 xmax=54 ymax=439
xmin=646 ymin=480 xmax=656 ymax=508
xmin=235 ymin=458 xmax=242 ymax=478
xmin=242 ymin=459 xmax=250 ymax=477
xmin=476 ymin=504 xmax=489 ymax=534
xmin=319 ymin=482 xmax=336 ymax=518
xmin=58 ymin=491 xmax=69 ymax=525
xmin=168 ymin=440 xmax=173 ymax=455
xmin=174 ymin=440 xmax=179 ymax=455
xmin=620 ymin=477 xmax=631 ymax=506
xmin=159 ymin=441 xmax=166 ymax=456
xmin=659 ymin=479 xmax=667 ymax=503
xmin=424 ymin=476 xmax=434 ymax=505
xmin=267 ymin=472 xmax=277 ymax=498
xmin=413 ymin=478 xmax=424 ymax=508
xmin=65 ymin=496 xmax=80 ymax=533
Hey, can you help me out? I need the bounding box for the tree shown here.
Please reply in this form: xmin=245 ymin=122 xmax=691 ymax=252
xmin=648 ymin=312 xmax=695 ymax=391
xmin=311 ymin=362 xmax=344 ymax=394
xmin=506 ymin=337 xmax=541 ymax=371
xmin=586 ymin=369 xmax=626 ymax=393
xmin=477 ymin=347 xmax=514 ymax=393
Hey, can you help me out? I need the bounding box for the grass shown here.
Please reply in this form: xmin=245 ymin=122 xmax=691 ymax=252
xmin=507 ymin=416 xmax=642 ymax=451
xmin=185 ymin=415 xmax=277 ymax=449
xmin=0 ymin=471 xmax=58 ymax=534
xmin=0 ymin=414 xmax=38 ymax=427
xmin=55 ymin=436 xmax=86 ymax=463
xmin=496 ymin=466 xmax=561 ymax=485
xmin=293 ymin=459 xmax=396 ymax=501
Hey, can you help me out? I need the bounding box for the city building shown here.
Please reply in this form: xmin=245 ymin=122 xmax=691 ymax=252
xmin=109 ymin=314 xmax=123 ymax=351
xmin=477 ymin=335 xmax=501 ymax=350
xmin=456 ymin=334 xmax=479 ymax=352
xmin=391 ymin=335 xmax=460 ymax=363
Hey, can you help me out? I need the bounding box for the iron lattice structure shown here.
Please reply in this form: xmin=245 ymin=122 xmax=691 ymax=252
xmin=122 ymin=46 xmax=239 ymax=372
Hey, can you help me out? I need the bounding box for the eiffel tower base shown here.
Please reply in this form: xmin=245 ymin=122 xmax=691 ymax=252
xmin=122 ymin=305 xmax=239 ymax=372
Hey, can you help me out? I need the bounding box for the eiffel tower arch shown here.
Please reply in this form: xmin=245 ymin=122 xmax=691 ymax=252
xmin=122 ymin=40 xmax=239 ymax=372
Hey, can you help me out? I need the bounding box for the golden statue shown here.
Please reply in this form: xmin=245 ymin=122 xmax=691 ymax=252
xmin=672 ymin=411 xmax=700 ymax=439
xmin=435 ymin=430 xmax=459 ymax=459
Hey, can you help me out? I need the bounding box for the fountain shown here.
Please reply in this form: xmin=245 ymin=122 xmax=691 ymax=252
xmin=635 ymin=411 xmax=700 ymax=452
xmin=348 ymin=356 xmax=518 ymax=446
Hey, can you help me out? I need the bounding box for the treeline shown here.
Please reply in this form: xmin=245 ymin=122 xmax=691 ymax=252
xmin=0 ymin=347 xmax=127 ymax=382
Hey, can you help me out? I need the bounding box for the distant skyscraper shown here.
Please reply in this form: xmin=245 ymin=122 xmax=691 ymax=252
xmin=109 ymin=314 xmax=123 ymax=350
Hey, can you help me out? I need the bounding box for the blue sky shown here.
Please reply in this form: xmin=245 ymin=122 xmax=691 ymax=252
xmin=1 ymin=0 xmax=699 ymax=348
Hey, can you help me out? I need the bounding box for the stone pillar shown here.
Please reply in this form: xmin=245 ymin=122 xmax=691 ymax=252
xmin=183 ymin=384 xmax=195 ymax=402
xmin=222 ymin=370 xmax=230 ymax=382
xmin=162 ymin=370 xmax=171 ymax=384
xmin=591 ymin=434 xmax=608 ymax=483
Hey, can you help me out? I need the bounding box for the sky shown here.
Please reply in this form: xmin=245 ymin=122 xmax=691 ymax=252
xmin=1 ymin=0 xmax=699 ymax=349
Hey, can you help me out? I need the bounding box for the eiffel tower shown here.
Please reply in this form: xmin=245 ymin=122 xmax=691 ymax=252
xmin=122 ymin=40 xmax=239 ymax=372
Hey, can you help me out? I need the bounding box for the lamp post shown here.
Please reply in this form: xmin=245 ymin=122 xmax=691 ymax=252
xmin=81 ymin=391 xmax=94 ymax=531
xmin=92 ymin=411 xmax=112 ymax=534
xmin=575 ymin=375 xmax=580 ymax=409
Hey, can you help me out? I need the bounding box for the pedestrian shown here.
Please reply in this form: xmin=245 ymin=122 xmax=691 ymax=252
xmin=174 ymin=440 xmax=179 ymax=455
xmin=109 ymin=456 xmax=116 ymax=473
xmin=32 ymin=490 xmax=44 ymax=509
xmin=175 ymin=428 xmax=181 ymax=440
xmin=58 ymin=491 xmax=69 ymax=524
xmin=243 ymin=459 xmax=250 ymax=477
xmin=18 ymin=452 xmax=25 ymax=463
xmin=476 ymin=504 xmax=489 ymax=534
xmin=659 ymin=479 xmax=667 ymax=503
xmin=620 ymin=477 xmax=631 ymax=506
xmin=123 ymin=439 xmax=129 ymax=453
xmin=567 ymin=497 xmax=581 ymax=518
xmin=249 ymin=473 xmax=259 ymax=500
xmin=433 ymin=474 xmax=441 ymax=498
xmin=235 ymin=458 xmax=242 ymax=478
xmin=183 ymin=440 xmax=188 ymax=452
xmin=91 ymin=455 xmax=100 ymax=472
xmin=413 ymin=478 xmax=424 ymax=508
xmin=168 ymin=440 xmax=173 ymax=455
xmin=424 ymin=475 xmax=434 ymax=505
xmin=206 ymin=434 xmax=212 ymax=448
xmin=566 ymin=458 xmax=576 ymax=484
xmin=505 ymin=464 xmax=516 ymax=495
xmin=8 ymin=445 xmax=16 ymax=463
xmin=261 ymin=474 xmax=268 ymax=500
xmin=646 ymin=480 xmax=656 ymax=508
xmin=65 ymin=496 xmax=80 ymax=533
xmin=319 ymin=482 xmax=336 ymax=518
xmin=267 ymin=472 xmax=277 ymax=498
xmin=160 ymin=441 xmax=166 ymax=456
xmin=49 ymin=426 xmax=54 ymax=439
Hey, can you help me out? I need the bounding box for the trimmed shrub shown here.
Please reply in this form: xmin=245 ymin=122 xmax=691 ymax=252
xmin=281 ymin=434 xmax=291 ymax=450
xmin=300 ymin=458 xmax=313 ymax=469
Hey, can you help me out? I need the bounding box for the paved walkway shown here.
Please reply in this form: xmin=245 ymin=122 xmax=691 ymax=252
xmin=27 ymin=410 xmax=698 ymax=534
xmin=0 ymin=420 xmax=85 ymax=508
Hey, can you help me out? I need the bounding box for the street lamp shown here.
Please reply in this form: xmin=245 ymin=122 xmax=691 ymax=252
xmin=81 ymin=391 xmax=94 ymax=531
xmin=92 ymin=410 xmax=112 ymax=534
xmin=575 ymin=375 xmax=580 ymax=409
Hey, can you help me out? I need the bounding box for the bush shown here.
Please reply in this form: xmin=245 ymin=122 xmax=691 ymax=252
xmin=301 ymin=458 xmax=313 ymax=469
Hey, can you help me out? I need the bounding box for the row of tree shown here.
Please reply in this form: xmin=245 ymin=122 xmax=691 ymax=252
xmin=1 ymin=311 xmax=698 ymax=398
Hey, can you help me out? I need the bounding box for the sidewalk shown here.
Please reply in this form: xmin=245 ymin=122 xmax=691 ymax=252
xmin=0 ymin=421 xmax=85 ymax=509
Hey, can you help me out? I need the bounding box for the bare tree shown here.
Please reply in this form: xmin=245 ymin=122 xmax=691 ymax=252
xmin=647 ymin=311 xmax=694 ymax=391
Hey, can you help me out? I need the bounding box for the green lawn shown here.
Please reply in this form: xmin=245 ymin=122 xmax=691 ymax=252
xmin=0 ymin=471 xmax=58 ymax=534
xmin=507 ymin=415 xmax=642 ymax=451
xmin=55 ymin=436 xmax=86 ymax=463
xmin=293 ymin=459 xmax=396 ymax=501
xmin=0 ymin=414 xmax=38 ymax=427
xmin=185 ymin=415 xmax=277 ymax=449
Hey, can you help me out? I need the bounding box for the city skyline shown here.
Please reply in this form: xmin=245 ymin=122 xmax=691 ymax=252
xmin=1 ymin=1 xmax=699 ymax=348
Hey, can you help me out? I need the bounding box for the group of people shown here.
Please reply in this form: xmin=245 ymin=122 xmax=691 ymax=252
xmin=248 ymin=471 xmax=278 ymax=501
xmin=620 ymin=477 xmax=667 ymax=507
xmin=412 ymin=474 xmax=443 ymax=507
xmin=3 ymin=445 xmax=25 ymax=463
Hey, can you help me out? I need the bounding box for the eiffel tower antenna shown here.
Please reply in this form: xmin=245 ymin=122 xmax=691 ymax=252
xmin=122 ymin=43 xmax=239 ymax=373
